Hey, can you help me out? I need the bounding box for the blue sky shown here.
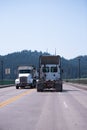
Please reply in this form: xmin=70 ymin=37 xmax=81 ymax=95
xmin=0 ymin=0 xmax=87 ymax=59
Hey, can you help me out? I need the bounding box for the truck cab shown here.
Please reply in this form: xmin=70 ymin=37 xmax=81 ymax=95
xmin=15 ymin=66 xmax=37 ymax=89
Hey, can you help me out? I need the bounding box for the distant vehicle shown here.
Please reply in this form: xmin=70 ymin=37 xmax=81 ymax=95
xmin=37 ymin=55 xmax=63 ymax=92
xmin=15 ymin=66 xmax=38 ymax=89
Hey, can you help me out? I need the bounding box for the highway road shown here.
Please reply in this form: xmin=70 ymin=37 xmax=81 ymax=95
xmin=0 ymin=83 xmax=87 ymax=130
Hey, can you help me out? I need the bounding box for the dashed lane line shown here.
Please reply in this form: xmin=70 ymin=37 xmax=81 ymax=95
xmin=64 ymin=101 xmax=68 ymax=108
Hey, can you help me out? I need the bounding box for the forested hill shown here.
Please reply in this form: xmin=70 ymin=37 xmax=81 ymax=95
xmin=62 ymin=56 xmax=87 ymax=79
xmin=0 ymin=50 xmax=87 ymax=79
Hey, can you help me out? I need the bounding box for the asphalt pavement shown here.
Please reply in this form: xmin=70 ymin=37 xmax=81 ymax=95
xmin=0 ymin=83 xmax=87 ymax=130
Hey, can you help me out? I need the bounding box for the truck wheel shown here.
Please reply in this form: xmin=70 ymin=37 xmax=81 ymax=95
xmin=56 ymin=88 xmax=62 ymax=92
xmin=59 ymin=86 xmax=62 ymax=92
xmin=16 ymin=86 xmax=19 ymax=89
xmin=56 ymin=89 xmax=59 ymax=92
xmin=60 ymin=84 xmax=63 ymax=92
xmin=33 ymin=80 xmax=36 ymax=88
xmin=37 ymin=89 xmax=43 ymax=92
xmin=37 ymin=89 xmax=40 ymax=92
xmin=55 ymin=84 xmax=62 ymax=92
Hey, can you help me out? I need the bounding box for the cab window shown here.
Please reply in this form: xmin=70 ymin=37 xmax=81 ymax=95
xmin=42 ymin=67 xmax=49 ymax=72
xmin=51 ymin=67 xmax=57 ymax=72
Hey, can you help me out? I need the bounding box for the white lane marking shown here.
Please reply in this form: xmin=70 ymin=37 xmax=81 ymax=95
xmin=64 ymin=101 xmax=68 ymax=108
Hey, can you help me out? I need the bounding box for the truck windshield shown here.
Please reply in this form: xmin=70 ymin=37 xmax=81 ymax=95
xmin=19 ymin=70 xmax=32 ymax=73
xmin=51 ymin=67 xmax=57 ymax=72
xmin=42 ymin=67 xmax=49 ymax=72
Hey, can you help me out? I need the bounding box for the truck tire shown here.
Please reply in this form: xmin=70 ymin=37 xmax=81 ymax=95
xmin=37 ymin=89 xmax=43 ymax=92
xmin=55 ymin=84 xmax=62 ymax=92
xmin=60 ymin=84 xmax=63 ymax=92
xmin=60 ymin=87 xmax=62 ymax=92
xmin=33 ymin=80 xmax=36 ymax=88
xmin=36 ymin=82 xmax=44 ymax=92
xmin=16 ymin=86 xmax=19 ymax=89
xmin=37 ymin=89 xmax=40 ymax=92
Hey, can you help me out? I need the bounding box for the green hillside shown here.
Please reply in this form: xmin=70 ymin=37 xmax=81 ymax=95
xmin=0 ymin=50 xmax=87 ymax=80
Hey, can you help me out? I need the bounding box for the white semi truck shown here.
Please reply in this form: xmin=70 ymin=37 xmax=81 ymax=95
xmin=37 ymin=55 xmax=63 ymax=92
xmin=15 ymin=66 xmax=37 ymax=89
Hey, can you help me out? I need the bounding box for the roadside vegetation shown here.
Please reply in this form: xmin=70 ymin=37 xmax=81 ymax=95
xmin=0 ymin=50 xmax=87 ymax=82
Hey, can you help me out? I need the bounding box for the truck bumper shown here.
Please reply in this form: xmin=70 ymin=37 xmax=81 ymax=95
xmin=37 ymin=80 xmax=63 ymax=92
xmin=16 ymin=83 xmax=32 ymax=87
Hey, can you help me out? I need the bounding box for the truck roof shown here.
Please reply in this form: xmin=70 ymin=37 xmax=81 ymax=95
xmin=18 ymin=66 xmax=33 ymax=70
xmin=40 ymin=55 xmax=60 ymax=64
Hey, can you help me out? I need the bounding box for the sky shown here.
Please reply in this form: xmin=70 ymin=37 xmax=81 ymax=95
xmin=0 ymin=0 xmax=87 ymax=59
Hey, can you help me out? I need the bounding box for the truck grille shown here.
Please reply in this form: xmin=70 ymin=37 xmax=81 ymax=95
xmin=20 ymin=77 xmax=27 ymax=83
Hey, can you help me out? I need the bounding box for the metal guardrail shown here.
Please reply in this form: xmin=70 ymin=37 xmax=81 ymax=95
xmin=64 ymin=78 xmax=87 ymax=84
xmin=0 ymin=84 xmax=15 ymax=88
